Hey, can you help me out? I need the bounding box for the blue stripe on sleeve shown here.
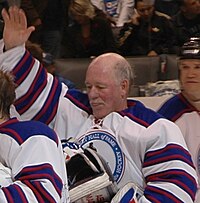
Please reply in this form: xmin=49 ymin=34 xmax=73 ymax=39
xmin=2 ymin=184 xmax=29 ymax=203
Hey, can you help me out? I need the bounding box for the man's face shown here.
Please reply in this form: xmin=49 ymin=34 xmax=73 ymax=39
xmin=136 ymin=2 xmax=154 ymax=21
xmin=85 ymin=62 xmax=127 ymax=119
xmin=179 ymin=59 xmax=200 ymax=100
xmin=183 ymin=0 xmax=200 ymax=15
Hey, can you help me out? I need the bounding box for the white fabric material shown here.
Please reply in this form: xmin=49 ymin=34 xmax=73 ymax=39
xmin=0 ymin=163 xmax=12 ymax=187
xmin=70 ymin=173 xmax=116 ymax=202
xmin=176 ymin=112 xmax=200 ymax=203
xmin=91 ymin=0 xmax=135 ymax=27
xmin=111 ymin=182 xmax=143 ymax=203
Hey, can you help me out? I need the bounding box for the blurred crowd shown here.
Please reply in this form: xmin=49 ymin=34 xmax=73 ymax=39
xmin=0 ymin=0 xmax=200 ymax=60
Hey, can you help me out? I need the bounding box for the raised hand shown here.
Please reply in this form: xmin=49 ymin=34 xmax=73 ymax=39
xmin=1 ymin=6 xmax=35 ymax=50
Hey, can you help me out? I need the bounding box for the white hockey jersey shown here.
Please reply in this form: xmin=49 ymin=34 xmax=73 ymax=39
xmin=158 ymin=93 xmax=200 ymax=203
xmin=0 ymin=117 xmax=69 ymax=203
xmin=0 ymin=41 xmax=197 ymax=202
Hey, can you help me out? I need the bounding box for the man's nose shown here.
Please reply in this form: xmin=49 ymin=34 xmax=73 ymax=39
xmin=88 ymin=86 xmax=99 ymax=98
xmin=187 ymin=68 xmax=196 ymax=77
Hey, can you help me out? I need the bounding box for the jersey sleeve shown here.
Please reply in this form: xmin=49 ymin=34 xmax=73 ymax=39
xmin=117 ymin=117 xmax=197 ymax=203
xmin=0 ymin=40 xmax=63 ymax=125
xmin=0 ymin=40 xmax=90 ymax=141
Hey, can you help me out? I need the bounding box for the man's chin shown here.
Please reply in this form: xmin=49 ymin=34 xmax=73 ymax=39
xmin=93 ymin=110 xmax=107 ymax=119
xmin=184 ymin=90 xmax=200 ymax=101
xmin=93 ymin=113 xmax=103 ymax=119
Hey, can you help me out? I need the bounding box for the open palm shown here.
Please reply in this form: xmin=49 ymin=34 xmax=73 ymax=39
xmin=1 ymin=6 xmax=35 ymax=50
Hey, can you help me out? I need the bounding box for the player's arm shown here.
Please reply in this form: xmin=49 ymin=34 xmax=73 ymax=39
xmin=0 ymin=6 xmax=65 ymax=124
xmin=117 ymin=116 xmax=197 ymax=203
xmin=140 ymin=119 xmax=197 ymax=202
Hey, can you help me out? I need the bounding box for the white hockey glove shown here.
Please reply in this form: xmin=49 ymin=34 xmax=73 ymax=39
xmin=66 ymin=147 xmax=118 ymax=203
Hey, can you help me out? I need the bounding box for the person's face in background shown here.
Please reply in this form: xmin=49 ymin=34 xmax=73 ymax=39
xmin=70 ymin=12 xmax=90 ymax=25
xmin=182 ymin=0 xmax=200 ymax=16
xmin=136 ymin=1 xmax=154 ymax=22
xmin=179 ymin=59 xmax=200 ymax=101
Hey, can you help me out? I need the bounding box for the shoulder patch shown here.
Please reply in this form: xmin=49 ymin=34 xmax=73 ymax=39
xmin=78 ymin=130 xmax=125 ymax=183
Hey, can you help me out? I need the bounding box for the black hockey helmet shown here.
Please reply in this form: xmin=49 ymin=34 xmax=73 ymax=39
xmin=179 ymin=37 xmax=200 ymax=59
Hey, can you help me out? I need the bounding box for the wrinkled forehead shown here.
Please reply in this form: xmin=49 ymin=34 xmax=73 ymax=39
xmin=87 ymin=60 xmax=114 ymax=78
xmin=86 ymin=57 xmax=119 ymax=83
xmin=179 ymin=58 xmax=200 ymax=67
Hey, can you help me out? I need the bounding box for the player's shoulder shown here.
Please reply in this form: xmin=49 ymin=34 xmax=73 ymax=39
xmin=119 ymin=99 xmax=163 ymax=128
xmin=158 ymin=93 xmax=193 ymax=121
xmin=1 ymin=118 xmax=58 ymax=145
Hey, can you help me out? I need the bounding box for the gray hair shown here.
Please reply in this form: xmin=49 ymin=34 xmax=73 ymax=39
xmin=88 ymin=53 xmax=134 ymax=94
xmin=113 ymin=56 xmax=134 ymax=90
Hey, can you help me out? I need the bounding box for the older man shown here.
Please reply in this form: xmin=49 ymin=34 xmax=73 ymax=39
xmin=0 ymin=6 xmax=197 ymax=202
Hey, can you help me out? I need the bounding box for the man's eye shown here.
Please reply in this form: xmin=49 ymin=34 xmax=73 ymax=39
xmin=181 ymin=65 xmax=189 ymax=70
xmin=97 ymin=86 xmax=106 ymax=89
xmin=86 ymin=85 xmax=92 ymax=89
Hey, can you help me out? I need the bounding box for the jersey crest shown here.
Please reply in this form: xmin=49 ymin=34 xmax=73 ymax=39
xmin=78 ymin=130 xmax=125 ymax=183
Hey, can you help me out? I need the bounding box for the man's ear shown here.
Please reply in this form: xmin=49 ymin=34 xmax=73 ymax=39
xmin=120 ymin=79 xmax=129 ymax=97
